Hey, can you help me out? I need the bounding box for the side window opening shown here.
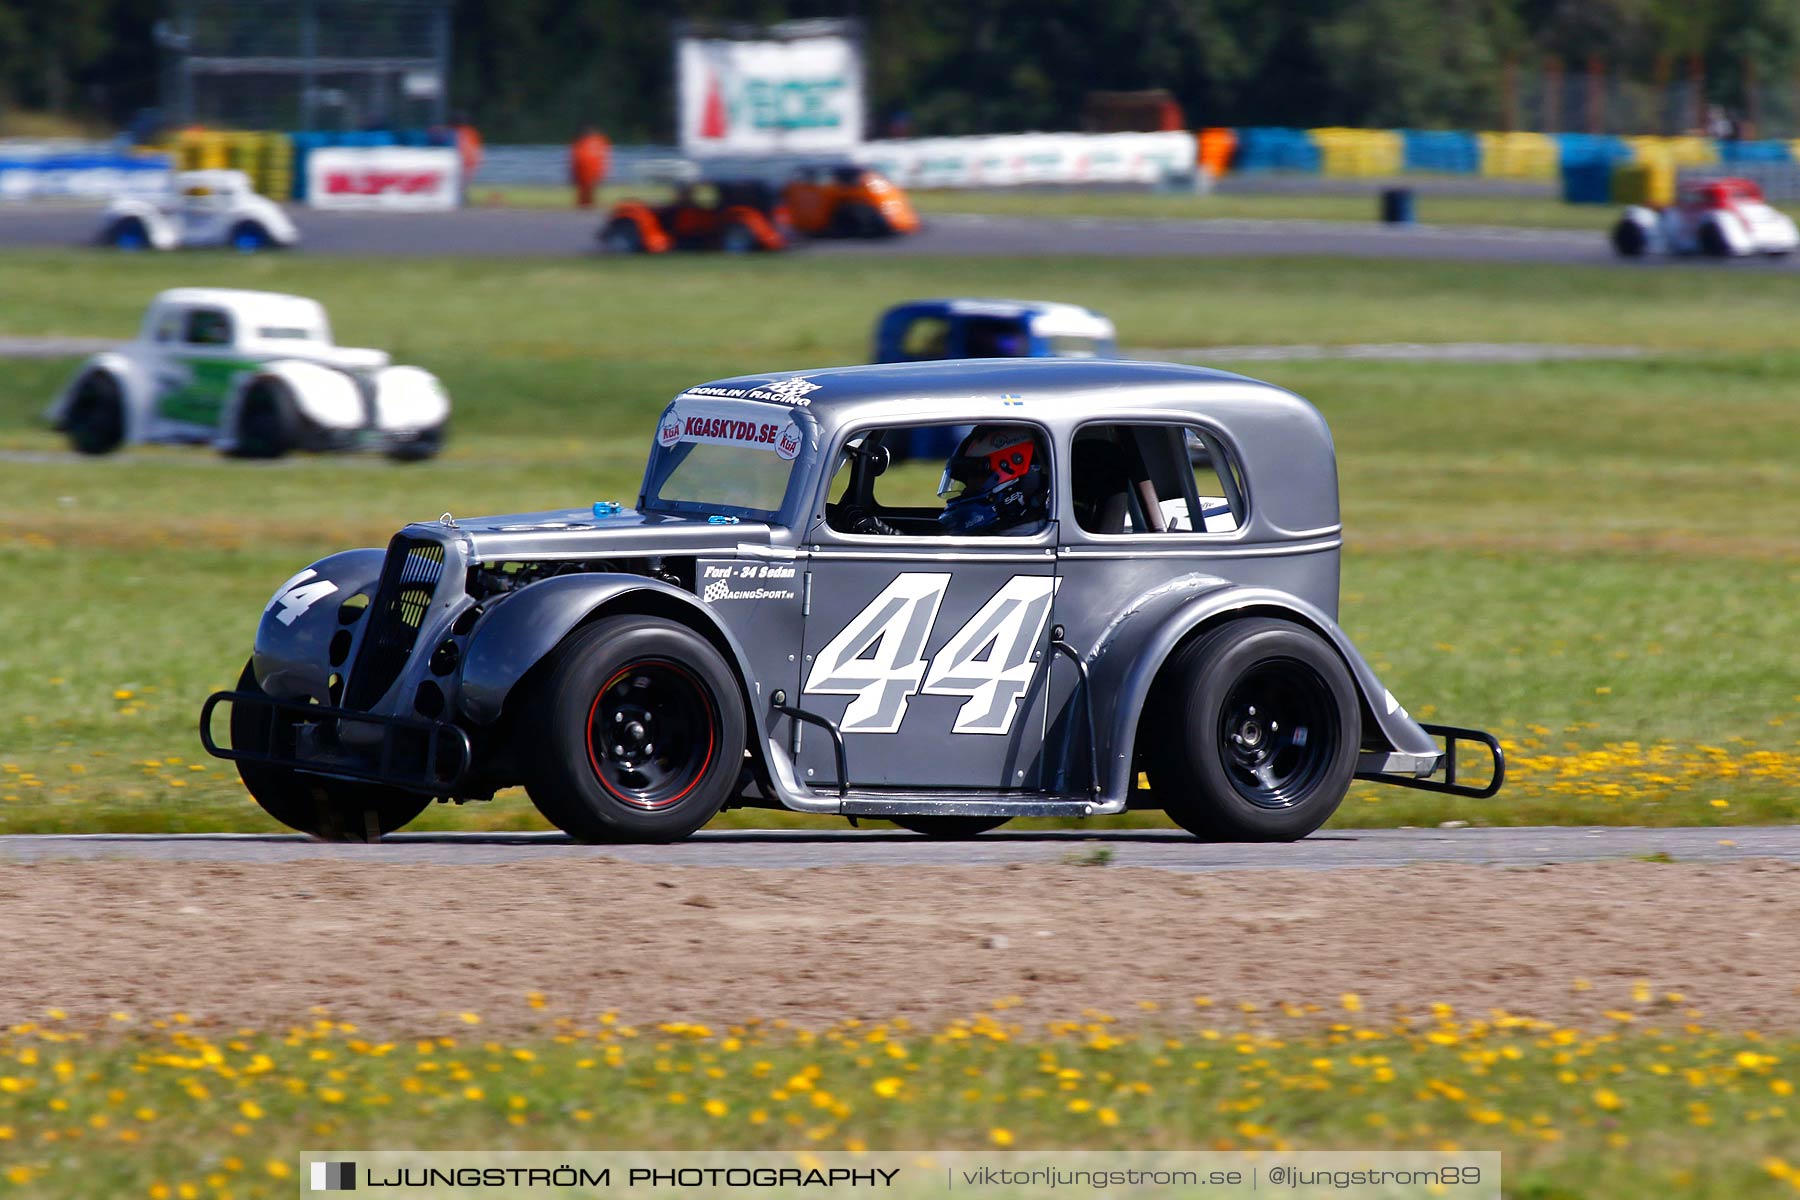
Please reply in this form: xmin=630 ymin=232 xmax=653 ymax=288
xmin=899 ymin=316 xmax=951 ymax=360
xmin=184 ymin=308 xmax=233 ymax=347
xmin=825 ymin=422 xmax=1051 ymax=538
xmin=962 ymin=317 xmax=1029 ymax=358
xmin=1072 ymin=423 xmax=1243 ymax=536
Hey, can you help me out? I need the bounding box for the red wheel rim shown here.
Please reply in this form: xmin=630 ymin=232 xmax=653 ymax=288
xmin=584 ymin=659 xmax=717 ymax=810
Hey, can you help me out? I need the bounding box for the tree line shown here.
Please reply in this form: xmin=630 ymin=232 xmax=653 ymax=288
xmin=1 ymin=0 xmax=1796 ymax=140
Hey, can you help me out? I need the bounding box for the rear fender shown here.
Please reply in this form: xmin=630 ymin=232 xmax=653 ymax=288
xmin=1702 ymin=211 xmax=1755 ymax=255
xmin=224 ymin=359 xmax=364 ymax=440
xmin=721 ymin=205 xmax=784 ymax=248
xmin=458 ymin=572 xmax=772 ymax=756
xmin=249 ymin=548 xmax=387 ymax=703
xmin=609 ymin=202 xmax=672 ymax=252
xmin=1084 ymin=578 xmax=1441 ymax=801
xmin=100 ymin=200 xmax=177 ymax=249
xmin=370 ymin=364 xmax=449 ymax=432
xmin=46 ymin=352 xmax=152 ymax=438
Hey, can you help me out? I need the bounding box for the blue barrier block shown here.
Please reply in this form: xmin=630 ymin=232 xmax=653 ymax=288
xmin=1402 ymin=130 xmax=1478 ymax=173
xmin=1720 ymin=139 xmax=1793 ymax=164
xmin=1556 ymin=133 xmax=1632 ymax=165
xmin=1232 ymin=127 xmax=1320 ymax=172
xmin=1560 ymin=159 xmax=1615 ymax=204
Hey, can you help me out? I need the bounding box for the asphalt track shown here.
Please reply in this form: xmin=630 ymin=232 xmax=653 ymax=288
xmin=7 ymin=202 xmax=1798 ymax=267
xmin=0 ymin=825 xmax=1789 ymax=869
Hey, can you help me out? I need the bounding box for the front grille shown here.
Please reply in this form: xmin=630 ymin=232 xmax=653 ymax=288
xmin=343 ymin=535 xmax=446 ymax=711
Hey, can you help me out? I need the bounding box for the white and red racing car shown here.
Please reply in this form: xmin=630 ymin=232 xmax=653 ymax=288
xmin=1612 ymin=176 xmax=1798 ymax=258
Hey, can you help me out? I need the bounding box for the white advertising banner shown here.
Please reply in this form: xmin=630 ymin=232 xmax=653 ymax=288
xmin=678 ymin=34 xmax=864 ymax=156
xmin=858 ymin=131 xmax=1198 ymax=189
xmin=305 ymin=147 xmax=460 ymax=211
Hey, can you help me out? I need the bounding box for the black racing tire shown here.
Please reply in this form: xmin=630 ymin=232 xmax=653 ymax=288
xmin=229 ymin=221 xmax=274 ymax=252
xmin=385 ymin=423 xmax=446 ymax=463
xmin=836 ymin=201 xmax=889 ymax=238
xmin=888 ymin=815 xmax=1010 ymax=838
xmin=229 ymin=661 xmax=431 ymax=841
xmin=599 ymin=218 xmax=644 ymax=252
xmin=1147 ymin=618 xmax=1361 ymax=842
xmin=1610 ymin=219 xmax=1647 ymax=257
xmin=65 ymin=371 xmax=127 ymax=455
xmin=230 ymin=377 xmax=300 ymax=459
xmin=719 ymin=221 xmax=759 ymax=254
xmin=103 ymin=216 xmax=151 ymax=250
xmin=1699 ymin=220 xmax=1731 ymax=258
xmin=519 ymin=615 xmax=746 ymax=843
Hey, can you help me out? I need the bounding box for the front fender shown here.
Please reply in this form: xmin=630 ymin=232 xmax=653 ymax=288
xmin=1085 ymin=578 xmax=1440 ymax=800
xmin=1703 ymin=211 xmax=1754 ymax=255
xmin=227 ymin=359 xmax=365 ymax=435
xmin=250 ymin=548 xmax=387 ymax=702
xmin=458 ymin=574 xmax=770 ymax=748
xmin=371 ymin=365 xmax=449 ymax=432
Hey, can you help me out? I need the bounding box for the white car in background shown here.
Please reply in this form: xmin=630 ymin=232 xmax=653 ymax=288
xmin=49 ymin=289 xmax=449 ymax=459
xmin=96 ymin=169 xmax=298 ymax=252
xmin=1612 ymin=176 xmax=1799 ymax=258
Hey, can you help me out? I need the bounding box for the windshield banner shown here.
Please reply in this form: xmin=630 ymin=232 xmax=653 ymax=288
xmin=658 ymin=400 xmax=802 ymax=461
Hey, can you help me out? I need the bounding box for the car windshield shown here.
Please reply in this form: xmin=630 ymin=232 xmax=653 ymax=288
xmin=643 ymin=400 xmax=805 ymax=519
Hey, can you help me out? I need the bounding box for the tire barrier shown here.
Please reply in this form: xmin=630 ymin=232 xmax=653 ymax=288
xmin=1403 ymin=130 xmax=1480 ymax=173
xmin=1311 ymin=127 xmax=1403 ymax=177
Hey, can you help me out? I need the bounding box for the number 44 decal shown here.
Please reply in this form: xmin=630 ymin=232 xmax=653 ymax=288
xmin=804 ymin=573 xmax=1060 ymax=735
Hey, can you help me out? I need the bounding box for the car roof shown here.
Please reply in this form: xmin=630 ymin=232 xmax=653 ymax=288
xmin=687 ymin=358 xmax=1281 ymax=424
xmin=144 ymin=289 xmax=329 ymax=332
xmin=175 ymin=169 xmax=253 ymax=190
xmin=884 ymin=298 xmax=1117 ymax=339
xmin=672 ymin=359 xmax=1340 ymax=539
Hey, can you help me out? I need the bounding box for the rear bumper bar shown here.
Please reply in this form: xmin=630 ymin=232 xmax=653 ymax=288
xmin=199 ymin=690 xmax=472 ymax=797
xmin=1356 ymin=723 xmax=1505 ymax=799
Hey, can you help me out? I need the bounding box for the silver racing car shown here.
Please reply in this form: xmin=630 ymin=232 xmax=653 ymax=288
xmin=202 ymin=359 xmax=1502 ymax=842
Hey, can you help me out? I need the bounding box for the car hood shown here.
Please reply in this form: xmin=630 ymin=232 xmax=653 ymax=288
xmin=411 ymin=506 xmax=774 ymax=563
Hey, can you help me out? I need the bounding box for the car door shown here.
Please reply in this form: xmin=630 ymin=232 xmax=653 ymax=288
xmin=155 ymin=307 xmax=247 ymax=429
xmin=796 ymin=425 xmax=1060 ymax=791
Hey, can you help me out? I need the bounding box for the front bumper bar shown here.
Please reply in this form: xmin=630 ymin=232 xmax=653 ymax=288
xmin=200 ymin=689 xmax=472 ymax=796
xmin=1357 ymin=723 xmax=1506 ymax=799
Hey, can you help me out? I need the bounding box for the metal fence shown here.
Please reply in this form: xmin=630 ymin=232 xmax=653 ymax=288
xmin=1505 ymin=64 xmax=1800 ymax=139
xmin=159 ymin=0 xmax=450 ymax=131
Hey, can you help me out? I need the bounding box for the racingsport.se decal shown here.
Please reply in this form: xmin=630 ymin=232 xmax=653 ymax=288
xmin=804 ymin=573 xmax=1059 ymax=735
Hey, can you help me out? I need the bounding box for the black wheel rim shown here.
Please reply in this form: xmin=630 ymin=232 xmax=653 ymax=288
xmin=1216 ymin=657 xmax=1339 ymax=809
xmin=585 ymin=659 xmax=717 ymax=810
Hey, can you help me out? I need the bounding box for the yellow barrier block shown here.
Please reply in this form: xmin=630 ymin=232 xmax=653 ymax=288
xmin=1611 ymin=161 xmax=1674 ymax=207
xmin=1477 ymin=132 xmax=1557 ymax=180
xmin=1625 ymin=135 xmax=1718 ymax=168
xmin=1310 ymin=128 xmax=1403 ymax=177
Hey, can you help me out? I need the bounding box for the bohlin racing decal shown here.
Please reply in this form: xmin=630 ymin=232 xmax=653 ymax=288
xmin=657 ymin=400 xmax=803 ymax=460
xmin=682 ymin=374 xmax=820 ymax=407
xmin=698 ymin=560 xmax=799 ymax=604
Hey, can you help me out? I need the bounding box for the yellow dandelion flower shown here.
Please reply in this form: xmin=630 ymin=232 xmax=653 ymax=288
xmin=459 ymin=1012 xmax=481 ymax=1025
xmin=872 ymin=1077 xmax=903 ymax=1098
xmin=265 ymin=1161 xmax=291 ymax=1179
xmin=989 ymin=1128 xmax=1014 ymax=1147
xmin=239 ymin=1101 xmax=263 ymax=1120
xmin=1098 ymin=1107 xmax=1120 ymax=1126
xmin=1340 ymin=993 xmax=1362 ymax=1013
xmin=703 ymin=1098 xmax=728 ymax=1118
xmin=1593 ymin=1088 xmax=1623 ymax=1112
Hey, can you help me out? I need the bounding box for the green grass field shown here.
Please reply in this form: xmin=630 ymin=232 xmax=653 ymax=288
xmin=2 ymin=1009 xmax=1797 ymax=1198
xmin=0 ymin=251 xmax=1794 ymax=835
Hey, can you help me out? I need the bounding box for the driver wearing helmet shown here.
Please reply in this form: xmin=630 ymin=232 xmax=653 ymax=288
xmin=937 ymin=425 xmax=1049 ymax=535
